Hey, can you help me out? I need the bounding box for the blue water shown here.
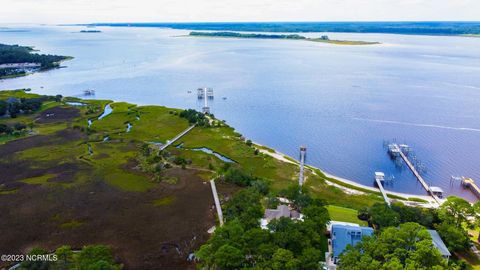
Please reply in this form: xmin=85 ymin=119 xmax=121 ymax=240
xmin=97 ymin=103 xmax=112 ymax=120
xmin=189 ymin=147 xmax=235 ymax=163
xmin=1 ymin=25 xmax=480 ymax=200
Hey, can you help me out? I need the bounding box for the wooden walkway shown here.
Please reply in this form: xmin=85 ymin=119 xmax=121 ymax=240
xmin=392 ymin=144 xmax=441 ymax=205
xmin=159 ymin=125 xmax=196 ymax=151
xmin=299 ymin=146 xmax=306 ymax=186
xmin=375 ymin=178 xmax=391 ymax=206
xmin=210 ymin=180 xmax=224 ymax=226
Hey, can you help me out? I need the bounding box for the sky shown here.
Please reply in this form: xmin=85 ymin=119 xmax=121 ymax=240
xmin=0 ymin=0 xmax=479 ymax=24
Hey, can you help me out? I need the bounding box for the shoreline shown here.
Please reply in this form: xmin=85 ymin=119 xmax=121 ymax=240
xmin=253 ymin=141 xmax=438 ymax=206
xmin=184 ymin=33 xmax=380 ymax=45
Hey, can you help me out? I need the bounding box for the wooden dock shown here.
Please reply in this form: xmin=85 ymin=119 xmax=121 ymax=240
xmin=391 ymin=144 xmax=441 ymax=205
xmin=374 ymin=177 xmax=391 ymax=206
xmin=462 ymin=177 xmax=480 ymax=199
xmin=299 ymin=146 xmax=306 ymax=186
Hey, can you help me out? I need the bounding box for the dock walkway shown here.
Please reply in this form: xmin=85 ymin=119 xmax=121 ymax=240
xmin=391 ymin=144 xmax=441 ymax=205
xmin=159 ymin=124 xmax=196 ymax=151
xmin=210 ymin=180 xmax=224 ymax=226
xmin=375 ymin=178 xmax=391 ymax=206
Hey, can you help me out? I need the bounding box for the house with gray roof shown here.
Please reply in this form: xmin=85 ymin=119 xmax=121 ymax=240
xmin=427 ymin=230 xmax=451 ymax=261
xmin=260 ymin=204 xmax=303 ymax=229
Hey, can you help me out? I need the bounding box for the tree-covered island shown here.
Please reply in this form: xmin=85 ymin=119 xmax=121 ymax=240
xmin=188 ymin=31 xmax=380 ymax=45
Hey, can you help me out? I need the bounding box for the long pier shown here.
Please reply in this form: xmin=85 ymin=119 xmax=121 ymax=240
xmin=210 ymin=180 xmax=224 ymax=226
xmin=159 ymin=125 xmax=196 ymax=151
xmin=391 ymin=144 xmax=441 ymax=204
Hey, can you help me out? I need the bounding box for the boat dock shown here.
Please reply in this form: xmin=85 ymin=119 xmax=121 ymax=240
xmin=389 ymin=143 xmax=441 ymax=204
xmin=462 ymin=177 xmax=480 ymax=199
xmin=374 ymin=172 xmax=391 ymax=206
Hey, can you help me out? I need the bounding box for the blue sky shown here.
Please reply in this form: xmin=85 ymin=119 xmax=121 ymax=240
xmin=0 ymin=0 xmax=479 ymax=24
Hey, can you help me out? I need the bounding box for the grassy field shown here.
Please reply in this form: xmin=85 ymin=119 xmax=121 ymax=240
xmin=326 ymin=205 xmax=368 ymax=226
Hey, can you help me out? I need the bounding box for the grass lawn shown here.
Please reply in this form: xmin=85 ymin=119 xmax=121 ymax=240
xmin=326 ymin=205 xmax=368 ymax=226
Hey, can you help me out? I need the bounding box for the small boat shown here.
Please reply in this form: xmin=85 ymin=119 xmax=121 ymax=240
xmin=84 ymin=89 xmax=95 ymax=96
xmin=187 ymin=90 xmax=192 ymax=93
xmin=222 ymin=97 xmax=227 ymax=100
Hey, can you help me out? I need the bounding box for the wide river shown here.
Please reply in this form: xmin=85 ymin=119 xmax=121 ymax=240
xmin=1 ymin=25 xmax=479 ymax=201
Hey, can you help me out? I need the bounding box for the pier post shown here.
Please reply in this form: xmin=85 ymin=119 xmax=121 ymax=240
xmin=299 ymin=146 xmax=307 ymax=186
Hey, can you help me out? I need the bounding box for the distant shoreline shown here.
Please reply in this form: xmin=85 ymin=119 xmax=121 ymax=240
xmin=79 ymin=22 xmax=480 ymax=36
xmin=186 ymin=31 xmax=380 ymax=45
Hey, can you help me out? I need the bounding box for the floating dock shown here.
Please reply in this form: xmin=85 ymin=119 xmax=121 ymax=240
xmin=388 ymin=143 xmax=441 ymax=204
xmin=462 ymin=177 xmax=480 ymax=199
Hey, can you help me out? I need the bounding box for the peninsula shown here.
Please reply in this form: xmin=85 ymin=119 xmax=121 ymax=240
xmin=0 ymin=44 xmax=71 ymax=79
xmin=188 ymin=31 xmax=380 ymax=45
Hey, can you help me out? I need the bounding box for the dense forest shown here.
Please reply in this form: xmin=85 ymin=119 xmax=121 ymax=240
xmin=190 ymin=31 xmax=307 ymax=40
xmin=87 ymin=22 xmax=480 ymax=35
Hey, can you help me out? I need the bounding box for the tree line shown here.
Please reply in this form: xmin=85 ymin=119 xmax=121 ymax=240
xmin=0 ymin=43 xmax=70 ymax=69
xmin=196 ymin=166 xmax=331 ymax=270
xmin=340 ymin=196 xmax=480 ymax=269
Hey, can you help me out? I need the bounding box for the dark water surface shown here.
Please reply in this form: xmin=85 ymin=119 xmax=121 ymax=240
xmin=1 ymin=25 xmax=479 ymax=200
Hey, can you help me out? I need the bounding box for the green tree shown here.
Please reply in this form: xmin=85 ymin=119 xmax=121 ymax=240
xmin=74 ymin=245 xmax=119 ymax=270
xmin=299 ymin=247 xmax=323 ymax=270
xmin=55 ymin=245 xmax=73 ymax=270
xmin=474 ymin=201 xmax=480 ymax=242
xmin=435 ymin=221 xmax=469 ymax=252
xmin=0 ymin=100 xmax=7 ymax=116
xmin=271 ymin=248 xmax=300 ymax=270
xmin=439 ymin=196 xmax=473 ymax=228
xmin=338 ymin=222 xmax=449 ymax=270
xmin=368 ymin=203 xmax=400 ymax=228
xmin=18 ymin=247 xmax=52 ymax=270
xmin=213 ymin=244 xmax=245 ymax=270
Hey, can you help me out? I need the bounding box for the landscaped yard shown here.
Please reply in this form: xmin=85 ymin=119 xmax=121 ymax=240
xmin=326 ymin=205 xmax=368 ymax=226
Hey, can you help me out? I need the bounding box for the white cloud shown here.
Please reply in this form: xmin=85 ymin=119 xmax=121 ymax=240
xmin=0 ymin=0 xmax=478 ymax=24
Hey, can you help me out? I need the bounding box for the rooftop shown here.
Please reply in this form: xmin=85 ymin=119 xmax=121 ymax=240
xmin=427 ymin=230 xmax=451 ymax=257
xmin=264 ymin=204 xmax=291 ymax=221
xmin=430 ymin=186 xmax=444 ymax=193
xmin=331 ymin=224 xmax=374 ymax=259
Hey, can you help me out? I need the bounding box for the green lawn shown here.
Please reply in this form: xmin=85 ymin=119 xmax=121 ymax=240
xmin=326 ymin=205 xmax=368 ymax=226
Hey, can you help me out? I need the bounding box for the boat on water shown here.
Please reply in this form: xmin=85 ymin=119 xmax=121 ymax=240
xmin=84 ymin=89 xmax=95 ymax=96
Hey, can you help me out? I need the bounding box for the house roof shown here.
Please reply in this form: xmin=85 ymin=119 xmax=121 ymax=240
xmin=430 ymin=186 xmax=444 ymax=193
xmin=331 ymin=224 xmax=374 ymax=259
xmin=264 ymin=205 xmax=291 ymax=220
xmin=427 ymin=230 xmax=451 ymax=257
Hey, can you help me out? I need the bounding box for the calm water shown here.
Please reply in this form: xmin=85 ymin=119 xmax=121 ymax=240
xmin=1 ymin=25 xmax=480 ymax=200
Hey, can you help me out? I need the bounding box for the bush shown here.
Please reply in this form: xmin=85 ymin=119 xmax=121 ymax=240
xmin=14 ymin=122 xmax=27 ymax=131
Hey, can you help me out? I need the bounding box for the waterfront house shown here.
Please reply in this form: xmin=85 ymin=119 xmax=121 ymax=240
xmin=260 ymin=204 xmax=303 ymax=229
xmin=427 ymin=230 xmax=451 ymax=262
xmin=325 ymin=221 xmax=374 ymax=270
